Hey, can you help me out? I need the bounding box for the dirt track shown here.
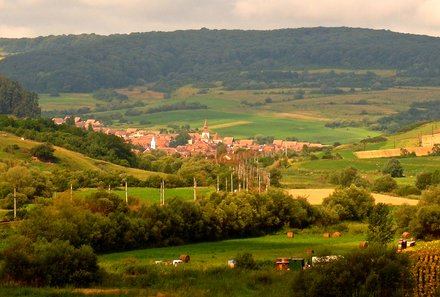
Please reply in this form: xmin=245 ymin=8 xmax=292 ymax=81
xmin=287 ymin=188 xmax=418 ymax=205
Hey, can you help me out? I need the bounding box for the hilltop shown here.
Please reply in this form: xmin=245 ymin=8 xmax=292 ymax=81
xmin=1 ymin=27 xmax=440 ymax=92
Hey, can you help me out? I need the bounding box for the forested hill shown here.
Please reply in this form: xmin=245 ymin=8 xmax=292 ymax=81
xmin=1 ymin=27 xmax=440 ymax=92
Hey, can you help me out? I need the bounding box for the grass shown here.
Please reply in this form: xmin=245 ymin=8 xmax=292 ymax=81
xmin=99 ymin=232 xmax=367 ymax=270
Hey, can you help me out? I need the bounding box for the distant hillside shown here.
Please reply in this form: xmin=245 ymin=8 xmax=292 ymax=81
xmin=1 ymin=27 xmax=440 ymax=92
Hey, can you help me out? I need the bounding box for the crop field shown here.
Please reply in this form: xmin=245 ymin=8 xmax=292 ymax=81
xmin=39 ymin=93 xmax=102 ymax=111
xmin=287 ymin=188 xmax=418 ymax=205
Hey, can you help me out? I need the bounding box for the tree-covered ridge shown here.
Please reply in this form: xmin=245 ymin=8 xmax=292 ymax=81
xmin=2 ymin=27 xmax=440 ymax=92
xmin=0 ymin=76 xmax=40 ymax=117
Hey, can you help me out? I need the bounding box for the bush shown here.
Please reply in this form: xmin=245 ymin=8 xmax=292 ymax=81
xmin=1 ymin=237 xmax=101 ymax=286
xmin=382 ymin=158 xmax=404 ymax=178
xmin=396 ymin=185 xmax=421 ymax=196
xmin=292 ymin=245 xmax=413 ymax=297
xmin=235 ymin=252 xmax=258 ymax=270
xmin=30 ymin=143 xmax=56 ymax=162
xmin=372 ymin=175 xmax=397 ymax=193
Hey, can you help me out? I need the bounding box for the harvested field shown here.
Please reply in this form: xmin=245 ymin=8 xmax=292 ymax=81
xmin=288 ymin=188 xmax=418 ymax=205
xmin=355 ymin=147 xmax=433 ymax=159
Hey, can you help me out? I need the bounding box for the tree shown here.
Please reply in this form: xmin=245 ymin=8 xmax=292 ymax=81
xmin=367 ymin=203 xmax=395 ymax=244
xmin=30 ymin=143 xmax=56 ymax=162
xmin=382 ymin=158 xmax=404 ymax=177
xmin=410 ymin=205 xmax=440 ymax=240
xmin=322 ymin=185 xmax=374 ymax=221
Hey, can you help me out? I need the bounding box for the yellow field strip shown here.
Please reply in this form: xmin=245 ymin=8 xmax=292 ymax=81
xmin=287 ymin=188 xmax=418 ymax=205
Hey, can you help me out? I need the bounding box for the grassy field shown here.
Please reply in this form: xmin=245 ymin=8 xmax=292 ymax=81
xmin=99 ymin=231 xmax=367 ymax=270
xmin=282 ymin=150 xmax=440 ymax=188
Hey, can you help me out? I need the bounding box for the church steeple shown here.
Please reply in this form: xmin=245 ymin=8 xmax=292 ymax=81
xmin=201 ymin=119 xmax=210 ymax=142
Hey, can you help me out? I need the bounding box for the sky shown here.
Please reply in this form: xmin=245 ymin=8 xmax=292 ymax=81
xmin=1 ymin=0 xmax=440 ymax=38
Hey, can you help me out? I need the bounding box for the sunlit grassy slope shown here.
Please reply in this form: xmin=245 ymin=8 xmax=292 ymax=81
xmin=0 ymin=132 xmax=159 ymax=179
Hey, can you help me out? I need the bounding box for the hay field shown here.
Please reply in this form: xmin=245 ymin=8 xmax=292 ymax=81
xmin=288 ymin=188 xmax=418 ymax=205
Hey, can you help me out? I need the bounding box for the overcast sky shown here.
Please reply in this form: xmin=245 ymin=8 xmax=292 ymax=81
xmin=1 ymin=0 xmax=440 ymax=38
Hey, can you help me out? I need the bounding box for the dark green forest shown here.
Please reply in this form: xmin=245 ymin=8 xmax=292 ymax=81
xmin=1 ymin=27 xmax=440 ymax=92
xmin=0 ymin=76 xmax=40 ymax=117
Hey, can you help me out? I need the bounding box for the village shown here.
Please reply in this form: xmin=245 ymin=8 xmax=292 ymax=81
xmin=52 ymin=116 xmax=329 ymax=157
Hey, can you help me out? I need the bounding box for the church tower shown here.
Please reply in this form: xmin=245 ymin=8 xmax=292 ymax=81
xmin=150 ymin=135 xmax=156 ymax=150
xmin=201 ymin=119 xmax=210 ymax=142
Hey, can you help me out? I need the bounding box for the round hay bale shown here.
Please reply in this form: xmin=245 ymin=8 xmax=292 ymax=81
xmin=332 ymin=232 xmax=342 ymax=238
xmin=287 ymin=231 xmax=294 ymax=238
xmin=179 ymin=255 xmax=190 ymax=263
xmin=401 ymin=232 xmax=411 ymax=239
xmin=359 ymin=241 xmax=368 ymax=249
xmin=323 ymin=233 xmax=330 ymax=238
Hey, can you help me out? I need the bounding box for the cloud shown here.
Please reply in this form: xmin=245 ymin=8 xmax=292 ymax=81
xmin=0 ymin=0 xmax=440 ymax=37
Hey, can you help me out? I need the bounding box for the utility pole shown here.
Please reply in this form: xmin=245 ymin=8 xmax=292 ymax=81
xmin=193 ymin=177 xmax=197 ymax=201
xmin=125 ymin=181 xmax=128 ymax=205
xmin=13 ymin=187 xmax=16 ymax=220
xmin=70 ymin=184 xmax=73 ymax=201
xmin=231 ymin=172 xmax=233 ymax=193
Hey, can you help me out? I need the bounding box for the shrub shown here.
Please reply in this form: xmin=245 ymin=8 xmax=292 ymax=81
xmin=235 ymin=252 xmax=258 ymax=270
xmin=397 ymin=185 xmax=421 ymax=196
xmin=372 ymin=175 xmax=398 ymax=193
xmin=382 ymin=158 xmax=404 ymax=178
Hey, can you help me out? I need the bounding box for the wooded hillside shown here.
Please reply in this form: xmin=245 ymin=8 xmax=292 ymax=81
xmin=1 ymin=27 xmax=440 ymax=92
xmin=0 ymin=76 xmax=40 ymax=117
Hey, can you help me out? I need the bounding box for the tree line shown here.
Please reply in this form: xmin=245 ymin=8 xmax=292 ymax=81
xmin=2 ymin=28 xmax=440 ymax=92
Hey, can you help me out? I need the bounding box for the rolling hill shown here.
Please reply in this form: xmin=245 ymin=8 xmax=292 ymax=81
xmin=1 ymin=27 xmax=440 ymax=92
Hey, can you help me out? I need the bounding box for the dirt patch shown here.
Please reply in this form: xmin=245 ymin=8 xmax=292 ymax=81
xmin=210 ymin=121 xmax=252 ymax=129
xmin=287 ymin=188 xmax=418 ymax=206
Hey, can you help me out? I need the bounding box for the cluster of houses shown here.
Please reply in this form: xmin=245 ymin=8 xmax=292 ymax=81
xmin=52 ymin=117 xmax=328 ymax=157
